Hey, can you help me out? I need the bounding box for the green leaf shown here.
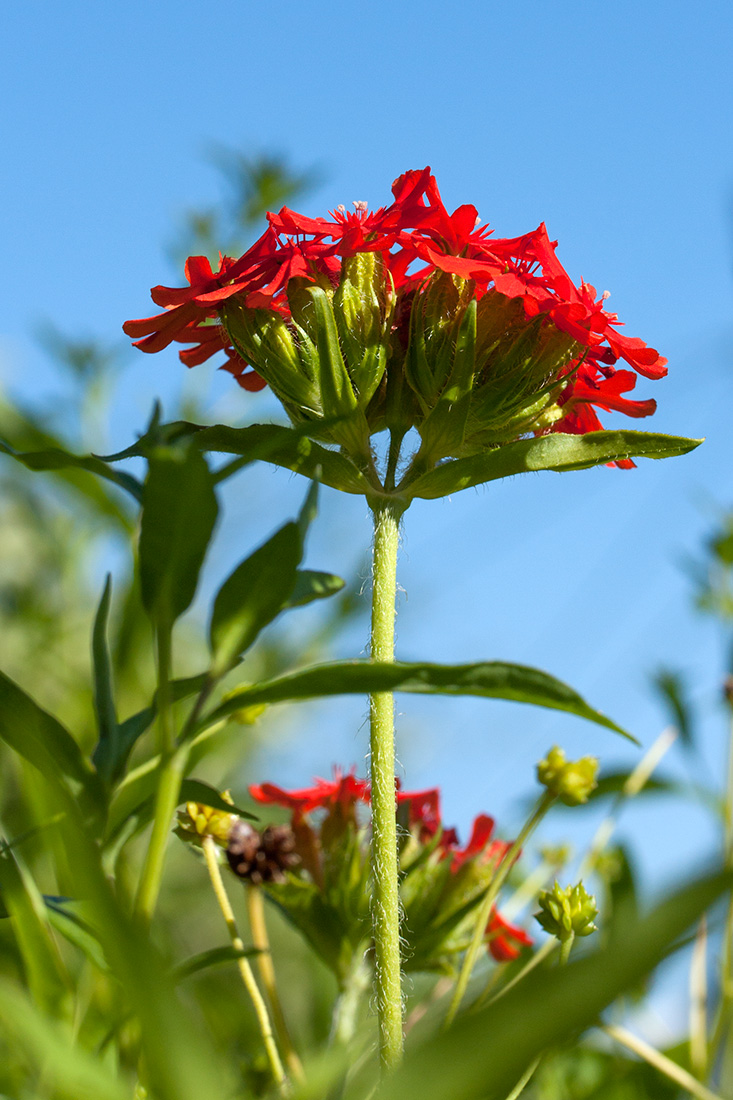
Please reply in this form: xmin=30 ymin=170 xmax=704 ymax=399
xmin=44 ymin=899 xmax=109 ymax=972
xmin=286 ymin=569 xmax=346 ymax=608
xmin=105 ymin=775 xmax=256 ymax=848
xmin=403 ymin=431 xmax=703 ymax=499
xmin=103 ymin=418 xmax=373 ymax=495
xmin=198 ymin=422 xmax=372 ymax=494
xmin=0 ymin=840 xmax=69 ymax=1010
xmin=209 ymin=521 xmax=302 ymax=673
xmin=653 ymin=668 xmax=695 ymax=748
xmin=201 ymin=659 xmax=634 ymax=741
xmin=0 ymin=669 xmax=101 ymax=805
xmin=375 ymin=870 xmax=731 ymax=1100
xmin=173 ymin=944 xmax=261 ymax=982
xmin=0 ymin=436 xmax=143 ymax=503
xmin=209 ymin=481 xmax=323 ymax=673
xmin=90 ymin=576 xmax=121 ymax=787
xmin=177 ymin=779 xmax=256 ymax=820
xmin=113 ymin=671 xmax=212 ymax=770
xmin=0 ymin=979 xmax=129 ymax=1100
xmin=139 ymin=441 xmax=219 ymax=626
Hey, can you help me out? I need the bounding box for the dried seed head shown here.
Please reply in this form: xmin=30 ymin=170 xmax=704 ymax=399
xmin=226 ymin=821 xmax=300 ymax=885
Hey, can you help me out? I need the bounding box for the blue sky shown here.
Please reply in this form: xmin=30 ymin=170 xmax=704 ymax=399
xmin=2 ymin=0 xmax=733 ymax=1019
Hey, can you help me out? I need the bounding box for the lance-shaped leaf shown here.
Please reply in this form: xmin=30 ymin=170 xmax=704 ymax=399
xmin=403 ymin=430 xmax=703 ymax=499
xmin=0 ymin=436 xmax=143 ymax=504
xmin=111 ymin=671 xmax=212 ymax=774
xmin=105 ymin=775 xmax=256 ymax=848
xmin=375 ymin=869 xmax=731 ymax=1100
xmin=173 ymin=944 xmax=261 ymax=983
xmin=198 ymin=422 xmax=372 ymax=495
xmin=0 ymin=841 xmax=70 ymax=1012
xmin=209 ymin=482 xmax=320 ymax=674
xmin=200 ymin=659 xmax=634 ymax=741
xmin=139 ymin=441 xmax=218 ymax=627
xmin=286 ymin=569 xmax=346 ymax=608
xmin=0 ymin=670 xmax=101 ymax=807
xmin=0 ymin=979 xmax=130 ymax=1100
xmin=90 ymin=576 xmax=122 ymax=787
xmin=102 ymin=418 xmax=373 ymax=495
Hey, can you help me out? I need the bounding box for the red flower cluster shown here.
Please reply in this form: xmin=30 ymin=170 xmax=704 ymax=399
xmin=252 ymin=768 xmax=531 ymax=962
xmin=124 ymin=167 xmax=664 ymax=446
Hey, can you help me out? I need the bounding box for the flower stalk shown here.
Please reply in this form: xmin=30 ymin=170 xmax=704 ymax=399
xmin=445 ymin=791 xmax=555 ymax=1026
xmin=369 ymin=499 xmax=404 ymax=1070
xmin=201 ymin=837 xmax=287 ymax=1093
xmin=246 ymin=886 xmax=304 ymax=1083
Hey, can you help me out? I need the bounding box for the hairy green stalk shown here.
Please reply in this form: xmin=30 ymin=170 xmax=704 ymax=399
xmin=369 ymin=500 xmax=404 ymax=1070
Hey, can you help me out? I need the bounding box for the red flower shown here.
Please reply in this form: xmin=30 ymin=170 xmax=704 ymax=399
xmin=446 ymin=814 xmax=513 ymax=872
xmin=487 ymin=909 xmax=533 ymax=962
xmin=124 ymin=167 xmax=664 ymax=445
xmin=249 ymin=767 xmax=370 ymax=817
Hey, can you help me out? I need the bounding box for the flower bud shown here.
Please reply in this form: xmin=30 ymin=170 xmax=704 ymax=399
xmin=333 ymin=252 xmax=394 ymax=408
xmin=175 ymin=791 xmax=236 ymax=847
xmin=537 ymin=746 xmax=598 ymax=805
xmin=535 ymin=880 xmax=598 ymax=941
xmin=220 ymin=299 xmax=322 ymax=418
xmin=406 ymin=272 xmax=474 ymax=411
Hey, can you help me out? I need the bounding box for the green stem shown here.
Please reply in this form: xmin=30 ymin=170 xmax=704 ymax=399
xmin=712 ymin=706 xmax=733 ymax=1061
xmin=445 ymin=792 xmax=554 ymax=1027
xmin=134 ymin=748 xmax=188 ymax=920
xmin=369 ymin=500 xmax=404 ymax=1070
xmin=134 ymin=622 xmax=184 ymax=922
xmin=603 ymin=1024 xmax=724 ymax=1100
xmin=246 ymin=887 xmax=304 ymax=1083
xmin=201 ymin=838 xmax=286 ymax=1094
xmin=558 ymin=930 xmax=575 ymax=967
xmin=330 ymin=953 xmax=372 ymax=1047
xmin=503 ymin=1057 xmax=541 ymax=1100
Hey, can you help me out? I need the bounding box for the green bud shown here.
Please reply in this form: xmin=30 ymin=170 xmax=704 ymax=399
xmin=333 ymin=252 xmax=394 ymax=407
xmin=220 ymin=299 xmax=321 ymax=417
xmin=535 ymin=880 xmax=598 ymax=941
xmin=405 ymin=272 xmax=474 ymax=411
xmin=537 ymin=746 xmax=598 ymax=806
xmin=175 ymin=791 xmax=237 ymax=848
xmin=459 ymin=292 xmax=580 ymax=448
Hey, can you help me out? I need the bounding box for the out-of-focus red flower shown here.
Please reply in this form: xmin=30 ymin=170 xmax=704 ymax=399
xmin=249 ymin=767 xmax=370 ymax=817
xmin=447 ymin=814 xmax=512 ymax=872
xmin=487 ymin=909 xmax=533 ymax=962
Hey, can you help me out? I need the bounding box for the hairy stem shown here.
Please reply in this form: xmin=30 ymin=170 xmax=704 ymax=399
xmin=202 ymin=838 xmax=286 ymax=1093
xmin=246 ymin=886 xmax=303 ymax=1083
xmin=369 ymin=500 xmax=404 ymax=1070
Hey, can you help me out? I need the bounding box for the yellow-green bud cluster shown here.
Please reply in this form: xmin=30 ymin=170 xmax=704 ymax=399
xmin=537 ymin=746 xmax=598 ymax=805
xmin=175 ymin=792 xmax=237 ymax=848
xmin=535 ymin=881 xmax=598 ymax=941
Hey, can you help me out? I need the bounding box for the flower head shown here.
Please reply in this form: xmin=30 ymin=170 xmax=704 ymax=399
xmin=247 ymin=766 xmax=532 ymax=977
xmin=535 ymin=881 xmax=599 ymax=941
xmin=537 ymin=746 xmax=599 ymax=806
xmin=124 ymin=169 xmax=665 ymax=478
